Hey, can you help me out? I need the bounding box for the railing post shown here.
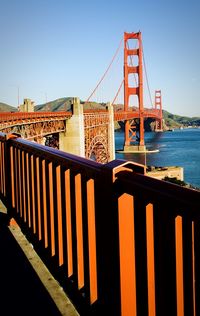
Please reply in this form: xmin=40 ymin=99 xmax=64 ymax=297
xmin=0 ymin=134 xmax=6 ymax=204
xmin=94 ymin=160 xmax=145 ymax=315
xmin=4 ymin=134 xmax=20 ymax=220
xmin=94 ymin=161 xmax=121 ymax=315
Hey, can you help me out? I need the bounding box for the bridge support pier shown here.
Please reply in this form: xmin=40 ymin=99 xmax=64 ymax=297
xmin=59 ymin=98 xmax=85 ymax=157
xmin=123 ymin=144 xmax=146 ymax=153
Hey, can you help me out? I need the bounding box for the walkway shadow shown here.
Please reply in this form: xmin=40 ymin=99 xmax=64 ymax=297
xmin=0 ymin=212 xmax=61 ymax=316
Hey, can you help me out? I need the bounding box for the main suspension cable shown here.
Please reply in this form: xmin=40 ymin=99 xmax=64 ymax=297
xmin=86 ymin=37 xmax=123 ymax=102
xmin=111 ymin=79 xmax=124 ymax=106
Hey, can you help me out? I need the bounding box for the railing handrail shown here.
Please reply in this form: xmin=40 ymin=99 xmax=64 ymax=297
xmin=10 ymin=136 xmax=102 ymax=171
xmin=116 ymin=170 xmax=200 ymax=212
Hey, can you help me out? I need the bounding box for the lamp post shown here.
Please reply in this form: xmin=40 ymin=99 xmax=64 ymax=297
xmin=17 ymin=86 xmax=20 ymax=107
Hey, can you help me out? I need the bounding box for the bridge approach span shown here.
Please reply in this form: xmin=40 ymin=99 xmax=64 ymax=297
xmin=0 ymin=99 xmax=162 ymax=163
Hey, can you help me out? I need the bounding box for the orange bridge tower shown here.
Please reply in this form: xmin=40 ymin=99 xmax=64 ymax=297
xmin=123 ymin=31 xmax=146 ymax=152
xmin=155 ymin=90 xmax=163 ymax=131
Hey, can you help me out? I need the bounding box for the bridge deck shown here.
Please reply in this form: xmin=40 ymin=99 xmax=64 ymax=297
xmin=0 ymin=204 xmax=78 ymax=316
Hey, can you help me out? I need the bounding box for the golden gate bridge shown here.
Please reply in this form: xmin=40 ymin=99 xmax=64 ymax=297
xmin=0 ymin=32 xmax=199 ymax=316
xmin=0 ymin=32 xmax=163 ymax=164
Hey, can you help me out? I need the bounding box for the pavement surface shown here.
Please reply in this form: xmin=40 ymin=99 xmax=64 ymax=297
xmin=0 ymin=202 xmax=79 ymax=316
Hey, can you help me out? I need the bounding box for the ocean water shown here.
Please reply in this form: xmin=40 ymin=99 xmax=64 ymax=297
xmin=115 ymin=128 xmax=200 ymax=188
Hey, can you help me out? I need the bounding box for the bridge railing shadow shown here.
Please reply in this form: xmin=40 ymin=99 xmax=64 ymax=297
xmin=0 ymin=132 xmax=199 ymax=316
xmin=0 ymin=210 xmax=66 ymax=316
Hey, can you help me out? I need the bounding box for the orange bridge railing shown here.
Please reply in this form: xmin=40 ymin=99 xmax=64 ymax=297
xmin=0 ymin=132 xmax=199 ymax=316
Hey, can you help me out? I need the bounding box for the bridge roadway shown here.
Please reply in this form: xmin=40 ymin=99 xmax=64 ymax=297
xmin=0 ymin=105 xmax=162 ymax=163
xmin=0 ymin=111 xmax=72 ymax=129
xmin=0 ymin=107 xmax=160 ymax=127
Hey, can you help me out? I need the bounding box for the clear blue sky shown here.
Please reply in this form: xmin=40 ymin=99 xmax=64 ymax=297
xmin=0 ymin=0 xmax=199 ymax=116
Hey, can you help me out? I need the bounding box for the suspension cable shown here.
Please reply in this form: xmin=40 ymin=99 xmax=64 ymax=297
xmin=142 ymin=41 xmax=154 ymax=108
xmin=86 ymin=37 xmax=123 ymax=102
xmin=111 ymin=79 xmax=124 ymax=106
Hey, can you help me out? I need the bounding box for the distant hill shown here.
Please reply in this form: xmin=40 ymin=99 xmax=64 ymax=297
xmin=35 ymin=97 xmax=73 ymax=112
xmin=0 ymin=102 xmax=17 ymax=112
xmin=1 ymin=98 xmax=199 ymax=129
xmin=35 ymin=98 xmax=107 ymax=112
xmin=163 ymin=110 xmax=200 ymax=128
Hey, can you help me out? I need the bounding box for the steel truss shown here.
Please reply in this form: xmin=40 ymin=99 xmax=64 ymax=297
xmin=84 ymin=112 xmax=110 ymax=163
xmin=0 ymin=119 xmax=66 ymax=140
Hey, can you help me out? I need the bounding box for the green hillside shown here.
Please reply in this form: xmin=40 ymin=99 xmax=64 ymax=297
xmin=0 ymin=102 xmax=17 ymax=112
xmin=163 ymin=110 xmax=200 ymax=128
xmin=35 ymin=98 xmax=108 ymax=112
xmin=35 ymin=97 xmax=73 ymax=112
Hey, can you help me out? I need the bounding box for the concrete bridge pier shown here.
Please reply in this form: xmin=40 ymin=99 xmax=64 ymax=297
xmin=59 ymin=98 xmax=115 ymax=162
xmin=123 ymin=144 xmax=146 ymax=153
xmin=59 ymin=97 xmax=85 ymax=157
xmin=35 ymin=136 xmax=46 ymax=146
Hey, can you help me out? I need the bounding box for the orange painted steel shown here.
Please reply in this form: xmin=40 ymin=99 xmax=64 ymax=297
xmin=114 ymin=108 xmax=160 ymax=121
xmin=22 ymin=151 xmax=27 ymax=222
xmin=75 ymin=173 xmax=84 ymax=289
xmin=14 ymin=147 xmax=19 ymax=214
xmin=0 ymin=111 xmax=72 ymax=141
xmin=10 ymin=146 xmax=15 ymax=208
xmin=42 ymin=159 xmax=48 ymax=248
xmin=0 ymin=104 xmax=162 ymax=163
xmin=0 ymin=111 xmax=72 ymax=123
xmin=84 ymin=112 xmax=110 ymax=163
xmin=155 ymin=90 xmax=163 ymax=131
xmin=86 ymin=179 xmax=98 ymax=304
xmin=31 ymin=154 xmax=36 ymax=234
xmin=146 ymin=203 xmax=156 ymax=316
xmin=56 ymin=165 xmax=64 ymax=266
xmin=26 ymin=153 xmax=31 ymax=227
xmin=1 ymin=132 xmax=199 ymax=315
xmin=123 ymin=32 xmax=163 ymax=147
xmin=192 ymin=222 xmax=196 ymax=315
xmin=36 ymin=156 xmax=42 ymax=240
xmin=0 ymin=141 xmax=5 ymax=196
xmin=175 ymin=216 xmax=184 ymax=316
xmin=118 ymin=193 xmax=137 ymax=316
xmin=65 ymin=169 xmax=73 ymax=277
xmin=18 ymin=148 xmax=23 ymax=218
xmin=49 ymin=162 xmax=56 ymax=256
xmin=124 ymin=32 xmax=145 ymax=146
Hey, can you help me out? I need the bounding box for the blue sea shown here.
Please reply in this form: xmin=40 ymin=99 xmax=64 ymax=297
xmin=115 ymin=128 xmax=200 ymax=188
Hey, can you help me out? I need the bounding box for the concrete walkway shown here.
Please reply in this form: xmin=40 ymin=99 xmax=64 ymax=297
xmin=0 ymin=207 xmax=79 ymax=316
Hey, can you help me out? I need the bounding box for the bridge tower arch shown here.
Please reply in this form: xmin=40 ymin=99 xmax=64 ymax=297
xmin=123 ymin=31 xmax=145 ymax=152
